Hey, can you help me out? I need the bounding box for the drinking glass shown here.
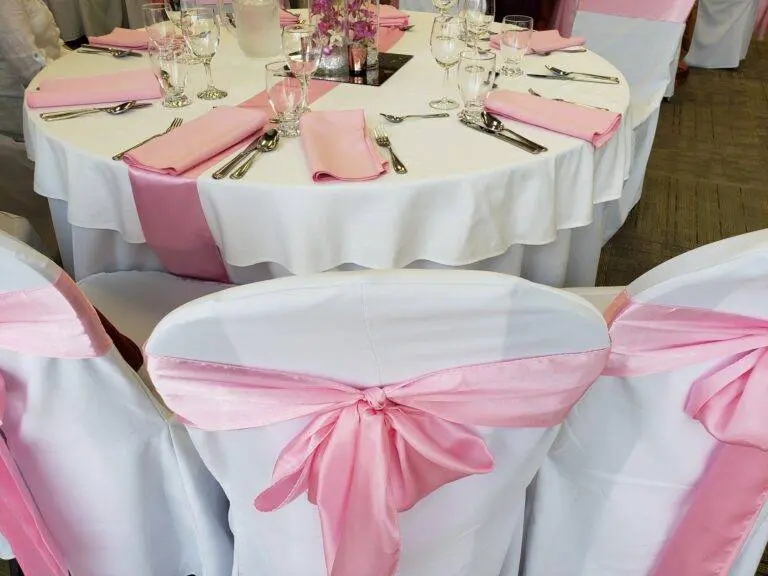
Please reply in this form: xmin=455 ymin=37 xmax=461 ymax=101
xmin=500 ymin=15 xmax=533 ymax=77
xmin=457 ymin=49 xmax=496 ymax=121
xmin=429 ymin=16 xmax=465 ymax=110
xmin=182 ymin=6 xmax=228 ymax=100
xmin=163 ymin=0 xmax=197 ymax=27
xmin=460 ymin=0 xmax=494 ymax=53
xmin=144 ymin=3 xmax=191 ymax=108
xmin=281 ymin=24 xmax=323 ymax=113
xmin=266 ymin=61 xmax=303 ymax=137
xmin=432 ymin=0 xmax=458 ymax=16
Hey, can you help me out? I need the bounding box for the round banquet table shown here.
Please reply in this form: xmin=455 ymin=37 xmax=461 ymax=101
xmin=24 ymin=11 xmax=631 ymax=287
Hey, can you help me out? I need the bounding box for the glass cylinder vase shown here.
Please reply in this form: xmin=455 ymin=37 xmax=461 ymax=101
xmin=309 ymin=0 xmax=349 ymax=78
xmin=347 ymin=0 xmax=379 ymax=68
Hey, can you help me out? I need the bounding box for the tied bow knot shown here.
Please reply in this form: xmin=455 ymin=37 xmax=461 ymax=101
xmin=361 ymin=387 xmax=388 ymax=410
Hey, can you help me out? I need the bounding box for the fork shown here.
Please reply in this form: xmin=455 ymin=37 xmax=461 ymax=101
xmin=373 ymin=126 xmax=407 ymax=174
xmin=380 ymin=113 xmax=449 ymax=123
xmin=112 ymin=117 xmax=183 ymax=160
xmin=527 ymin=88 xmax=610 ymax=111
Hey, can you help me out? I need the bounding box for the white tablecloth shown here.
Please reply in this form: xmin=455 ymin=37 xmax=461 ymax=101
xmin=25 ymin=11 xmax=631 ymax=287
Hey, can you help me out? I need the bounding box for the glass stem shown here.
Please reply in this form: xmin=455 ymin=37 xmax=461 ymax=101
xmin=204 ymin=60 xmax=214 ymax=88
xmin=442 ymin=65 xmax=450 ymax=102
xmin=300 ymin=75 xmax=309 ymax=110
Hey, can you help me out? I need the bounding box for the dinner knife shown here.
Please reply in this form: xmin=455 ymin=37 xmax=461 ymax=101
xmin=212 ymin=135 xmax=264 ymax=179
xmin=459 ymin=117 xmax=543 ymax=154
xmin=526 ymin=74 xmax=620 ymax=85
xmin=82 ymin=44 xmax=144 ymax=57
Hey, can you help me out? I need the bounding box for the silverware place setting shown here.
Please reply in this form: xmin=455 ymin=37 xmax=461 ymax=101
xmin=227 ymin=129 xmax=280 ymax=180
xmin=544 ymin=64 xmax=620 ymax=83
xmin=527 ymin=88 xmax=610 ymax=111
xmin=458 ymin=113 xmax=543 ymax=154
xmin=480 ymin=110 xmax=548 ymax=153
xmin=373 ymin=126 xmax=407 ymax=174
xmin=379 ymin=113 xmax=449 ymax=123
xmin=77 ymin=45 xmax=143 ymax=58
xmin=40 ymin=100 xmax=152 ymax=121
xmin=531 ymin=47 xmax=588 ymax=56
xmin=526 ymin=73 xmax=619 ymax=85
xmin=112 ymin=117 xmax=183 ymax=161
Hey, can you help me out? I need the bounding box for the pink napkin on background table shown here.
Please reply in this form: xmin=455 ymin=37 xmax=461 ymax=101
xmin=300 ymin=109 xmax=388 ymax=182
xmin=124 ymin=106 xmax=268 ymax=175
xmin=490 ymin=29 xmax=585 ymax=54
xmin=26 ymin=69 xmax=161 ymax=108
xmin=280 ymin=9 xmax=300 ymax=26
xmin=88 ymin=27 xmax=149 ymax=49
xmin=485 ymin=90 xmax=620 ymax=147
xmin=379 ymin=4 xmax=409 ymax=27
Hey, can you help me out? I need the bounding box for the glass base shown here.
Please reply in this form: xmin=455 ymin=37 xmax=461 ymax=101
xmin=429 ymin=97 xmax=459 ymax=110
xmin=163 ymin=94 xmax=191 ymax=108
xmin=459 ymin=108 xmax=483 ymax=124
xmin=197 ymin=86 xmax=228 ymax=100
xmin=276 ymin=122 xmax=300 ymax=138
xmin=502 ymin=64 xmax=523 ymax=77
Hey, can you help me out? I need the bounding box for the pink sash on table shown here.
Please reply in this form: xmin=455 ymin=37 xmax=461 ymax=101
xmin=579 ymin=0 xmax=696 ymax=22
xmin=603 ymin=291 xmax=768 ymax=576
xmin=148 ymin=346 xmax=609 ymax=576
xmin=0 ymin=272 xmax=111 ymax=576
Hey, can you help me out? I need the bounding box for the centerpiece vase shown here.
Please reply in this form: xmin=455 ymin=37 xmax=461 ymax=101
xmin=347 ymin=0 xmax=379 ymax=69
xmin=309 ymin=0 xmax=349 ymax=78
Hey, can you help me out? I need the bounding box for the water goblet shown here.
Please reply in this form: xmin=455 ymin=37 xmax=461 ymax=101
xmin=500 ymin=15 xmax=533 ymax=77
xmin=182 ymin=6 xmax=228 ymax=100
xmin=429 ymin=16 xmax=465 ymax=110
xmin=265 ymin=61 xmax=303 ymax=137
xmin=457 ymin=49 xmax=496 ymax=122
xmin=281 ymin=24 xmax=323 ymax=113
xmin=460 ymin=0 xmax=494 ymax=53
xmin=432 ymin=0 xmax=458 ymax=16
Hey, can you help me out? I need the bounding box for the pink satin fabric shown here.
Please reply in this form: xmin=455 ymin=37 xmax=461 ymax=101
xmin=300 ymin=110 xmax=388 ymax=182
xmin=379 ymin=5 xmax=409 ymax=27
xmin=485 ymin=90 xmax=621 ymax=147
xmin=0 ymin=271 xmax=112 ymax=576
xmin=603 ymin=291 xmax=768 ymax=575
xmin=489 ymin=30 xmax=585 ymax=54
xmin=26 ymin=69 xmax=162 ymax=108
xmin=551 ymin=0 xmax=579 ymax=37
xmin=579 ymin=0 xmax=695 ymax=22
xmin=148 ymin=347 xmax=609 ymax=576
xmin=756 ymin=0 xmax=768 ymax=40
xmin=88 ymin=27 xmax=149 ymax=49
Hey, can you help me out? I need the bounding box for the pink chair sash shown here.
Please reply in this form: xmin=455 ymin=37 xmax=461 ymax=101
xmin=579 ymin=0 xmax=695 ymax=22
xmin=0 ymin=271 xmax=111 ymax=576
xmin=148 ymin=347 xmax=609 ymax=576
xmin=551 ymin=0 xmax=579 ymax=37
xmin=604 ymin=291 xmax=768 ymax=576
xmin=756 ymin=0 xmax=768 ymax=40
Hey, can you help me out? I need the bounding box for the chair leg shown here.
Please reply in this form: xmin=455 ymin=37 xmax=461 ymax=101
xmin=9 ymin=560 xmax=24 ymax=576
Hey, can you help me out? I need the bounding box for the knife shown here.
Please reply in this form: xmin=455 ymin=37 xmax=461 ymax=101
xmin=212 ymin=134 xmax=264 ymax=179
xmin=81 ymin=44 xmax=144 ymax=57
xmin=526 ymin=74 xmax=620 ymax=85
xmin=459 ymin=117 xmax=543 ymax=154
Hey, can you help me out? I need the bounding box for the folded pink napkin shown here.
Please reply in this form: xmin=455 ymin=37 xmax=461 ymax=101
xmin=490 ymin=29 xmax=585 ymax=54
xmin=88 ymin=28 xmax=149 ymax=49
xmin=300 ymin=109 xmax=388 ymax=182
xmin=485 ymin=90 xmax=620 ymax=147
xmin=26 ymin=69 xmax=161 ymax=108
xmin=124 ymin=106 xmax=268 ymax=175
xmin=379 ymin=4 xmax=409 ymax=27
xmin=280 ymin=8 xmax=300 ymax=26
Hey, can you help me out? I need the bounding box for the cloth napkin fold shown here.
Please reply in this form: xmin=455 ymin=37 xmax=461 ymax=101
xmin=490 ymin=29 xmax=585 ymax=54
xmin=379 ymin=4 xmax=409 ymax=27
xmin=280 ymin=8 xmax=300 ymax=26
xmin=485 ymin=90 xmax=620 ymax=147
xmin=88 ymin=27 xmax=150 ymax=49
xmin=300 ymin=109 xmax=388 ymax=182
xmin=124 ymin=106 xmax=268 ymax=175
xmin=26 ymin=69 xmax=162 ymax=108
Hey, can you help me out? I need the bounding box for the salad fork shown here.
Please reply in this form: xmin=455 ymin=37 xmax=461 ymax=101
xmin=373 ymin=126 xmax=407 ymax=174
xmin=112 ymin=117 xmax=183 ymax=160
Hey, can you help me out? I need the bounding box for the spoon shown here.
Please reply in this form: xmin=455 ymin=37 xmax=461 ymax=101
xmin=40 ymin=101 xmax=151 ymax=121
xmin=527 ymin=88 xmax=610 ymax=111
xmin=480 ymin=110 xmax=548 ymax=153
xmin=545 ymin=64 xmax=619 ymax=83
xmin=380 ymin=113 xmax=449 ymax=123
xmin=230 ymin=129 xmax=280 ymax=179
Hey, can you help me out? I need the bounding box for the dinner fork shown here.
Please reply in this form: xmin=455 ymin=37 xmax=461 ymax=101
xmin=112 ymin=117 xmax=183 ymax=160
xmin=373 ymin=126 xmax=407 ymax=174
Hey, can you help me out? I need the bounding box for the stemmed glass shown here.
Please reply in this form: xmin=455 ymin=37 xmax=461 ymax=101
xmin=500 ymin=15 xmax=533 ymax=77
xmin=429 ymin=16 xmax=465 ymax=110
xmin=163 ymin=0 xmax=197 ymax=27
xmin=460 ymin=0 xmax=494 ymax=54
xmin=457 ymin=49 xmax=496 ymax=121
xmin=182 ymin=6 xmax=228 ymax=100
xmin=144 ymin=3 xmax=191 ymax=108
xmin=266 ymin=61 xmax=303 ymax=137
xmin=281 ymin=25 xmax=323 ymax=114
xmin=432 ymin=0 xmax=458 ymax=16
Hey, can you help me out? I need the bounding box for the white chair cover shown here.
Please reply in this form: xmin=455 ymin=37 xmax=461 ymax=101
xmin=144 ymin=270 xmax=610 ymax=576
xmin=686 ymin=0 xmax=759 ymax=69
xmin=523 ymin=229 xmax=768 ymax=576
xmin=0 ymin=231 xmax=233 ymax=576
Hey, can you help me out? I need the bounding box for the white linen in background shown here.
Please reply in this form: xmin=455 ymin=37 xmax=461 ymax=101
xmin=0 ymin=533 xmax=12 ymax=560
xmin=686 ymin=0 xmax=759 ymax=69
xmin=25 ymin=11 xmax=631 ymax=287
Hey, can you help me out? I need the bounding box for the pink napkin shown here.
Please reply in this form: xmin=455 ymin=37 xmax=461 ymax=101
xmin=490 ymin=29 xmax=585 ymax=54
xmin=379 ymin=4 xmax=409 ymax=27
xmin=485 ymin=90 xmax=620 ymax=147
xmin=26 ymin=69 xmax=161 ymax=108
xmin=124 ymin=106 xmax=268 ymax=175
xmin=280 ymin=8 xmax=300 ymax=26
xmin=88 ymin=28 xmax=149 ymax=49
xmin=300 ymin=109 xmax=388 ymax=182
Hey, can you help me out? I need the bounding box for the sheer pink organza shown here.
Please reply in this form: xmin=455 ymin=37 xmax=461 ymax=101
xmin=604 ymin=291 xmax=768 ymax=576
xmin=579 ymin=0 xmax=695 ymax=22
xmin=148 ymin=347 xmax=609 ymax=576
xmin=0 ymin=271 xmax=111 ymax=575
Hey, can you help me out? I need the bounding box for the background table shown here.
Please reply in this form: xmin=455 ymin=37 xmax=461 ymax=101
xmin=25 ymin=11 xmax=631 ymax=287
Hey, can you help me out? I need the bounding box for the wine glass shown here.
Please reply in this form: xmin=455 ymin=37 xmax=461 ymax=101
xmin=457 ymin=49 xmax=496 ymax=121
xmin=432 ymin=0 xmax=458 ymax=17
xmin=163 ymin=0 xmax=197 ymax=27
xmin=500 ymin=15 xmax=533 ymax=77
xmin=266 ymin=61 xmax=303 ymax=137
xmin=144 ymin=3 xmax=191 ymax=108
xmin=460 ymin=0 xmax=494 ymax=53
xmin=429 ymin=16 xmax=465 ymax=110
xmin=281 ymin=24 xmax=323 ymax=114
xmin=182 ymin=6 xmax=228 ymax=100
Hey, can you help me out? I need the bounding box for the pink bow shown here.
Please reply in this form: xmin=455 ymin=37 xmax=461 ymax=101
xmin=604 ymin=291 xmax=768 ymax=575
xmin=148 ymin=347 xmax=609 ymax=576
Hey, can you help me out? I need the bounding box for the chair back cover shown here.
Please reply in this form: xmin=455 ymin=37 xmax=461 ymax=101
xmin=551 ymin=0 xmax=580 ymax=36
xmin=145 ymin=270 xmax=610 ymax=576
xmin=523 ymin=229 xmax=768 ymax=576
xmin=0 ymin=231 xmax=233 ymax=576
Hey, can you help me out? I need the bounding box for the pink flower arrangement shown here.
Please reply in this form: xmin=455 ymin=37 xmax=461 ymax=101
xmin=347 ymin=0 xmax=377 ymax=45
xmin=310 ymin=0 xmax=377 ymax=49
